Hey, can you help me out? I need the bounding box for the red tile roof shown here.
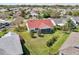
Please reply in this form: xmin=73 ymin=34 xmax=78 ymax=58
xmin=27 ymin=19 xmax=54 ymax=29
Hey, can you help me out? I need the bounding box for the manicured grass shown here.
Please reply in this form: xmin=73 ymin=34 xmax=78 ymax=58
xmin=18 ymin=31 xmax=53 ymax=55
xmin=18 ymin=31 xmax=31 ymax=41
xmin=50 ymin=31 xmax=69 ymax=54
xmin=18 ymin=30 xmax=69 ymax=55
xmin=0 ymin=32 xmax=6 ymax=37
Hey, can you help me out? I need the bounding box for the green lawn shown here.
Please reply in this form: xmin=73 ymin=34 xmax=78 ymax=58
xmin=50 ymin=31 xmax=69 ymax=54
xmin=18 ymin=31 xmax=52 ymax=54
xmin=18 ymin=30 xmax=69 ymax=55
xmin=0 ymin=32 xmax=6 ymax=37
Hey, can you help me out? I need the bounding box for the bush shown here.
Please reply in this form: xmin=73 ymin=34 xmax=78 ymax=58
xmin=62 ymin=19 xmax=76 ymax=32
xmin=2 ymin=28 xmax=8 ymax=34
xmin=30 ymin=31 xmax=36 ymax=38
xmin=38 ymin=10 xmax=50 ymax=18
xmin=15 ymin=25 xmax=27 ymax=32
xmin=53 ymin=26 xmax=62 ymax=31
xmin=73 ymin=26 xmax=79 ymax=32
xmin=46 ymin=35 xmax=58 ymax=47
xmin=38 ymin=34 xmax=44 ymax=37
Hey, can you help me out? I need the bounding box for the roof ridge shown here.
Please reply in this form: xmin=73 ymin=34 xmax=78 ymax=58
xmin=38 ymin=22 xmax=50 ymax=28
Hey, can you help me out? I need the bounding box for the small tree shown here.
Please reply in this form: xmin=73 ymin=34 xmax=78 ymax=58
xmin=2 ymin=28 xmax=7 ymax=34
xmin=53 ymin=25 xmax=62 ymax=31
xmin=47 ymin=35 xmax=57 ymax=47
xmin=66 ymin=11 xmax=72 ymax=15
xmin=62 ymin=18 xmax=76 ymax=32
xmin=15 ymin=25 xmax=27 ymax=32
xmin=20 ymin=9 xmax=26 ymax=18
xmin=30 ymin=31 xmax=36 ymax=38
xmin=50 ymin=10 xmax=61 ymax=18
xmin=38 ymin=10 xmax=50 ymax=18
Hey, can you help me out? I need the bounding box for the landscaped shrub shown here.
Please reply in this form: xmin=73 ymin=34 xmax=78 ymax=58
xmin=62 ymin=19 xmax=76 ymax=32
xmin=53 ymin=25 xmax=62 ymax=31
xmin=46 ymin=35 xmax=58 ymax=47
xmin=73 ymin=26 xmax=79 ymax=32
xmin=30 ymin=31 xmax=36 ymax=38
xmin=15 ymin=25 xmax=27 ymax=32
xmin=0 ymin=29 xmax=8 ymax=38
xmin=2 ymin=28 xmax=8 ymax=34
xmin=38 ymin=34 xmax=44 ymax=37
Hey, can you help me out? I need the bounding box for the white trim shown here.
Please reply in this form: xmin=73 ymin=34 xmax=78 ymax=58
xmin=58 ymin=23 xmax=65 ymax=26
xmin=50 ymin=20 xmax=56 ymax=26
xmin=26 ymin=21 xmax=30 ymax=31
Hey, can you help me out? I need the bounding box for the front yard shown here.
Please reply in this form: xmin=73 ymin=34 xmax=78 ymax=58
xmin=17 ymin=30 xmax=69 ymax=55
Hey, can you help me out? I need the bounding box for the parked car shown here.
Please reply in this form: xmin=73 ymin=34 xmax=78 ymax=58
xmin=0 ymin=22 xmax=10 ymax=29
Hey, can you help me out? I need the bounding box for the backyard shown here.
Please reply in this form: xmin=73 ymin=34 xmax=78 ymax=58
xmin=18 ymin=30 xmax=69 ymax=55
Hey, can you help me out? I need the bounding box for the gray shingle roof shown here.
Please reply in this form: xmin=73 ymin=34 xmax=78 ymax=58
xmin=60 ymin=32 xmax=79 ymax=50
xmin=60 ymin=47 xmax=79 ymax=55
xmin=0 ymin=32 xmax=23 ymax=55
xmin=53 ymin=18 xmax=67 ymax=25
xmin=60 ymin=32 xmax=79 ymax=55
xmin=72 ymin=16 xmax=79 ymax=22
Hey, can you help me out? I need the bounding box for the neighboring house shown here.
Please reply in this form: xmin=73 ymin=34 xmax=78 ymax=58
xmin=30 ymin=10 xmax=38 ymax=17
xmin=0 ymin=19 xmax=11 ymax=29
xmin=53 ymin=18 xmax=67 ymax=26
xmin=9 ymin=8 xmax=19 ymax=12
xmin=0 ymin=19 xmax=11 ymax=23
xmin=26 ymin=19 xmax=55 ymax=33
xmin=71 ymin=16 xmax=79 ymax=25
xmin=0 ymin=32 xmax=23 ymax=55
xmin=30 ymin=8 xmax=39 ymax=18
xmin=59 ymin=32 xmax=79 ymax=55
xmin=0 ymin=8 xmax=8 ymax=12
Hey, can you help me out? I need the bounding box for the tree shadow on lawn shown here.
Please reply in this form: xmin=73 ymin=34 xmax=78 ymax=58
xmin=21 ymin=43 xmax=30 ymax=55
xmin=20 ymin=35 xmax=30 ymax=55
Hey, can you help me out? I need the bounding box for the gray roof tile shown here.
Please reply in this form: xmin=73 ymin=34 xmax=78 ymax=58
xmin=0 ymin=32 xmax=23 ymax=55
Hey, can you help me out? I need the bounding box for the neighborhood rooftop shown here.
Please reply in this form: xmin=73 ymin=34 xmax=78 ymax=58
xmin=27 ymin=19 xmax=55 ymax=29
xmin=60 ymin=47 xmax=79 ymax=55
xmin=1 ymin=5 xmax=79 ymax=55
xmin=59 ymin=32 xmax=79 ymax=55
xmin=0 ymin=32 xmax=23 ymax=55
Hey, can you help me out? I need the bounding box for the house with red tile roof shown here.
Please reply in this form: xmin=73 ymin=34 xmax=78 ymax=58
xmin=26 ymin=19 xmax=55 ymax=33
